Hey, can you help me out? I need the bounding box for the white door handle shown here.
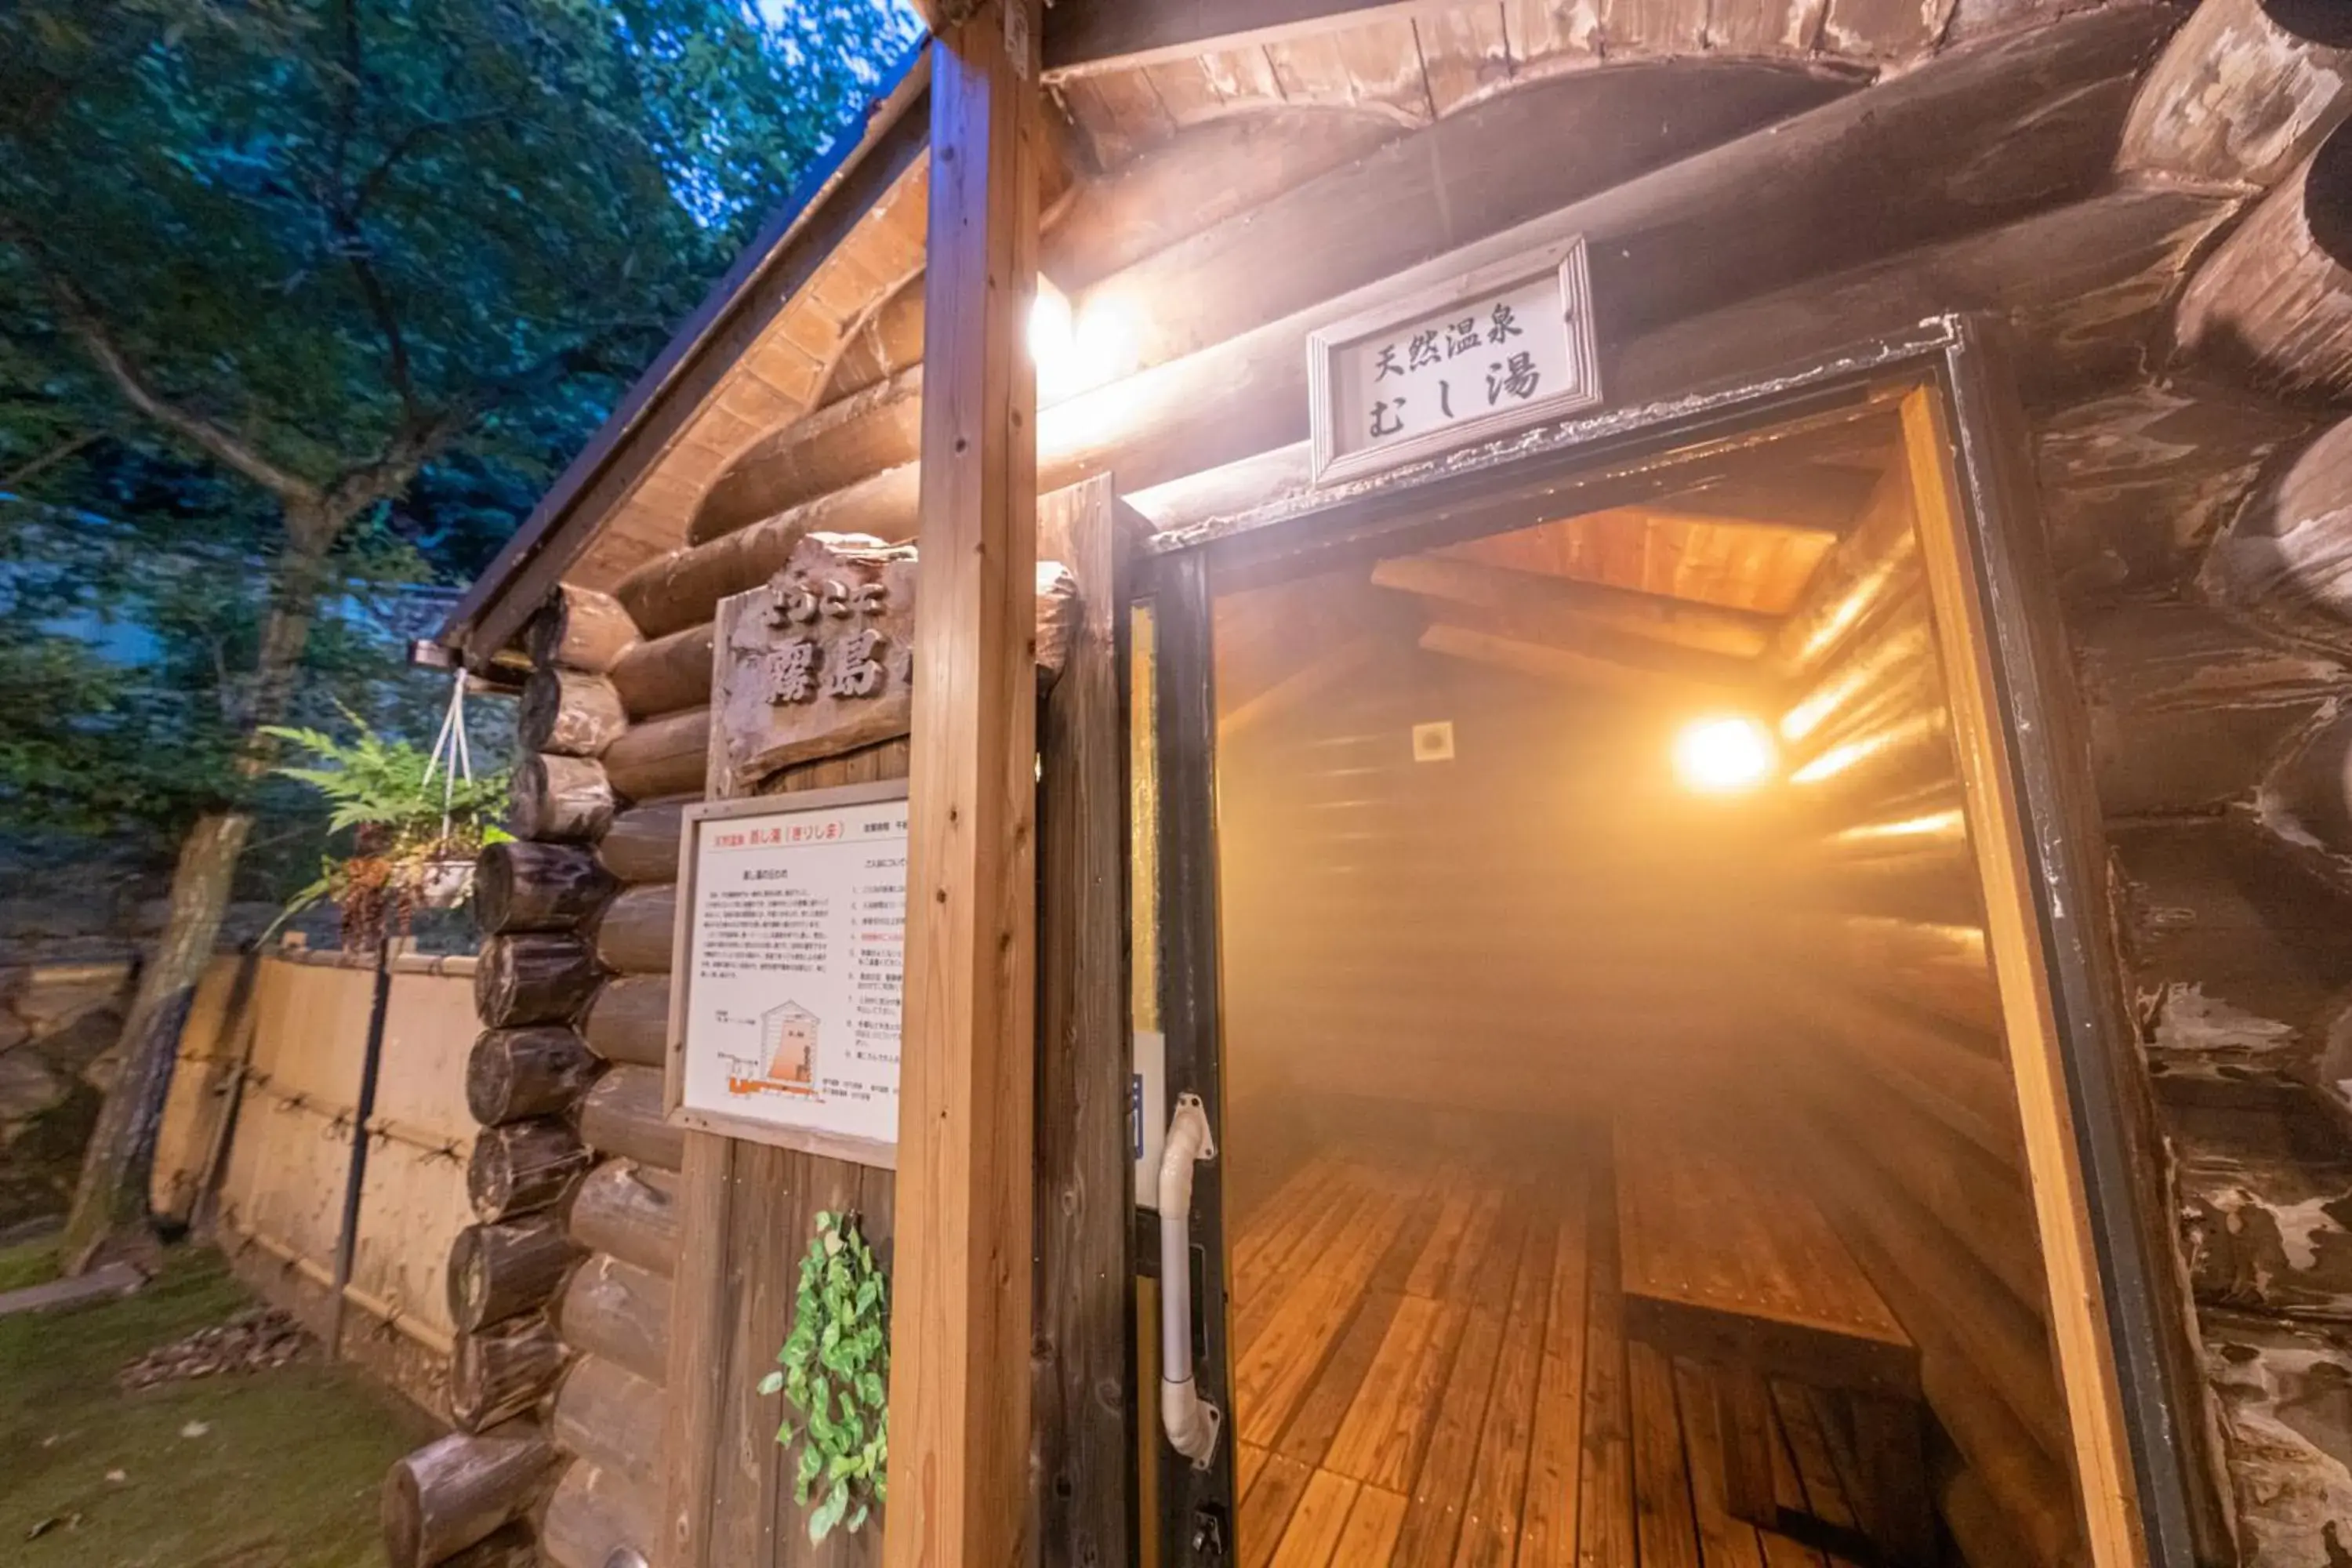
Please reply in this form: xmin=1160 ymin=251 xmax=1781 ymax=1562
xmin=1158 ymin=1092 xmax=1222 ymax=1468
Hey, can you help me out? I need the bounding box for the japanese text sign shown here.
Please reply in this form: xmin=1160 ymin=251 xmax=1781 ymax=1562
xmin=666 ymin=782 xmax=909 ymax=1168
xmin=1309 ymin=236 xmax=1600 ymax=485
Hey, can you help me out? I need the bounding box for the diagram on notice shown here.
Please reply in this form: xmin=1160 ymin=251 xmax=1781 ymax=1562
xmin=721 ymin=1000 xmax=821 ymax=1098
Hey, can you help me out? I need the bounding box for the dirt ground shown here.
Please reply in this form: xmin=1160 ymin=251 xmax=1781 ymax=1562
xmin=0 ymin=1240 xmax=437 ymax=1567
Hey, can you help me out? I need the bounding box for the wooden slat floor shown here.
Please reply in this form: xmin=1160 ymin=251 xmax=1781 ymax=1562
xmin=1228 ymin=1153 xmax=1870 ymax=1568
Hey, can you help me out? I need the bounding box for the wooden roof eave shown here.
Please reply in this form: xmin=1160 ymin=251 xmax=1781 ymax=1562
xmin=437 ymin=40 xmax=933 ymax=667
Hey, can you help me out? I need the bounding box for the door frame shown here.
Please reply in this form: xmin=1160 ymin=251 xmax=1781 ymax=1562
xmin=1131 ymin=314 xmax=2211 ymax=1568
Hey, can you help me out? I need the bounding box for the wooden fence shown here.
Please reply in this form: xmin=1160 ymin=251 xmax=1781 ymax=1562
xmin=151 ymin=945 xmax=480 ymax=1416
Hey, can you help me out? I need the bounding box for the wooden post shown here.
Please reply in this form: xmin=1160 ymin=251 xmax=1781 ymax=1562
xmin=1033 ymin=476 xmax=1134 ymax=1567
xmin=885 ymin=5 xmax=1041 ymax=1566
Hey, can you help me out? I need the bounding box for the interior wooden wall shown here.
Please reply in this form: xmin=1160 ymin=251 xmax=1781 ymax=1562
xmin=1755 ymin=472 xmax=2087 ymax=1568
xmin=1214 ymin=619 xmax=1774 ymax=1217
xmin=1209 ymin=479 xmax=2089 ymax=1565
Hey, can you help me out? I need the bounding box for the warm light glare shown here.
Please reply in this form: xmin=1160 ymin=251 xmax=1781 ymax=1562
xmin=1030 ymin=282 xmax=1140 ymax=402
xmin=1673 ymin=715 xmax=1778 ymax=793
xmin=1029 ymin=283 xmax=1074 ymax=390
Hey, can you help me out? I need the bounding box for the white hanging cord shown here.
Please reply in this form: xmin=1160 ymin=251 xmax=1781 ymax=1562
xmin=422 ymin=671 xmax=473 ymax=841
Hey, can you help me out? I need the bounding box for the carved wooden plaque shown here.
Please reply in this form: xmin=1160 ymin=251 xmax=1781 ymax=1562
xmin=710 ymin=532 xmax=919 ymax=797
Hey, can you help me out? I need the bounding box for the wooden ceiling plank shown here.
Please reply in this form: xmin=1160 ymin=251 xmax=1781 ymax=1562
xmin=1044 ymin=0 xmax=1472 ymax=81
xmin=1416 ymin=8 xmax=1513 ymax=118
xmin=1371 ymin=552 xmax=1779 ymax=659
xmin=1144 ymin=59 xmax=1225 ymax=125
xmin=1410 ymin=578 xmax=1765 ymax=688
xmin=1499 ymin=0 xmax=1594 ymax=62
xmin=1418 ymin=622 xmax=1748 ymax=704
xmin=1600 ymin=0 xmax=1708 ymax=56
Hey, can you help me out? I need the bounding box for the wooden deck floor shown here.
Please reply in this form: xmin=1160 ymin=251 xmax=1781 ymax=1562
xmin=1229 ymin=1154 xmax=1872 ymax=1568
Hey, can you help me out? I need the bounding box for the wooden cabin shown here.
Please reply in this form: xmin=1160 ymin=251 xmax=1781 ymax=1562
xmin=389 ymin=5 xmax=2352 ymax=1568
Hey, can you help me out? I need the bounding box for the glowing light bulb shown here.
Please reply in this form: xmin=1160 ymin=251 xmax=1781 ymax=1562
xmin=1673 ymin=715 xmax=1778 ymax=793
xmin=1029 ymin=284 xmax=1075 ymax=397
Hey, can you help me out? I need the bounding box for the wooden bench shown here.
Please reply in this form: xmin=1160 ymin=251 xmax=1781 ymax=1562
xmin=1614 ymin=1122 xmax=1933 ymax=1566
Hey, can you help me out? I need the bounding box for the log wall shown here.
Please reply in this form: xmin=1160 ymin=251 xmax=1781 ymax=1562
xmin=416 ymin=0 xmax=2352 ymax=1556
xmin=1755 ymin=485 xmax=2086 ymax=1567
xmin=383 ymin=583 xmax=676 ymax=1568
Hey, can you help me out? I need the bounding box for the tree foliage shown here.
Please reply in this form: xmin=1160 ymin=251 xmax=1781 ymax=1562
xmin=0 ymin=0 xmax=919 ymax=874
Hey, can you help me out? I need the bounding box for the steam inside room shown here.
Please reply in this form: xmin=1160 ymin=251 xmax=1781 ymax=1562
xmin=1172 ymin=403 xmax=2089 ymax=1567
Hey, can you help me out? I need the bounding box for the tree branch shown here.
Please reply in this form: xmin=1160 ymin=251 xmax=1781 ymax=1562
xmin=2 ymin=234 xmax=326 ymax=507
xmin=0 ymin=430 xmax=100 ymax=491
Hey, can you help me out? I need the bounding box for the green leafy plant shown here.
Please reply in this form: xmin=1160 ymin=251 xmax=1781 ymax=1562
xmin=264 ymin=712 xmax=510 ymax=942
xmin=759 ymin=1209 xmax=888 ymax=1543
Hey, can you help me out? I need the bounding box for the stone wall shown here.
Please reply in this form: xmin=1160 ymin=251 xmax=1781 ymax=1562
xmin=0 ymin=843 xmax=281 ymax=1232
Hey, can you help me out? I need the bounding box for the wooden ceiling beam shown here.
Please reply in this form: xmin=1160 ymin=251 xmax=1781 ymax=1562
xmin=1417 ymin=623 xmax=1748 ymax=707
xmin=1371 ymin=554 xmax=1779 ymax=661
xmin=1220 ymin=633 xmax=1383 ymax=739
xmin=1415 ymin=599 xmax=1764 ymax=691
xmin=1042 ymin=0 xmax=1455 ymax=81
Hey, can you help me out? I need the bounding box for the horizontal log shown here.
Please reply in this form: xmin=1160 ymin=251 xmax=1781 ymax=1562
xmin=2038 ymin=379 xmax=2315 ymax=602
xmin=526 ymin=585 xmax=639 ymax=675
xmin=2120 ymin=0 xmax=2352 ymax=189
xmin=2205 ymin=411 xmax=2352 ymax=642
xmin=1824 ymin=913 xmax=2002 ymax=1036
xmin=1939 ymin=1465 xmax=2060 ymax=1568
xmin=448 ymin=1216 xmax=579 ymax=1334
xmin=564 ymin=1159 xmax=681 ymax=1279
xmin=1808 ymin=797 xmax=1980 ymax=926
xmin=706 ymin=64 xmax=1853 ymax=549
xmin=1774 ymin=590 xmax=1936 ymax=753
xmin=694 ymin=364 xmax=926 ymax=543
xmin=1130 ymin=185 xmax=2236 ymax=543
xmin=1059 ymin=12 xmax=2165 ymax=508
xmin=577 ymin=1064 xmax=684 ymax=1171
xmin=1920 ymin=1325 xmax=2083 ymax=1568
xmin=552 ymin=1354 xmax=663 ymax=1497
xmin=467 ymin=1026 xmax=601 ymax=1127
xmin=554 ymin=1252 xmax=670 ymax=1388
xmin=615 ymin=463 xmax=918 ymax=639
xmin=450 ymin=1316 xmax=568 ymax=1434
xmin=437 ymin=1522 xmax=537 ymax=1568
xmin=520 ymin=669 xmax=627 ymax=758
xmin=474 ymin=934 xmax=603 ymax=1029
xmin=2176 ymin=123 xmax=2352 ymax=401
xmin=1801 ymin=1075 xmax=2045 ymax=1316
xmin=1767 ymin=466 xmax=1918 ymax=684
xmin=474 ymin=840 xmax=615 ymax=935
xmin=2077 ymin=600 xmax=2346 ymax=816
xmin=539 ymin=1460 xmax=659 ymax=1568
xmin=382 ymin=1421 xmax=557 ymax=1568
xmin=1800 ymin=1131 xmax=2072 ymax=1467
xmin=596 ymin=799 xmax=690 ymax=886
xmin=1773 ymin=979 xmax=2022 ymax=1167
xmin=582 ymin=975 xmax=670 ymax=1068
xmin=601 ymin=707 xmax=712 ymax=802
xmin=509 ymin=754 xmax=615 ymax=844
xmin=468 ymin=1119 xmax=593 ymax=1224
xmin=594 ymin=884 xmax=677 ymax=977
xmin=1371 ymin=554 xmax=1775 ymax=662
xmin=608 ymin=622 xmax=716 ymax=720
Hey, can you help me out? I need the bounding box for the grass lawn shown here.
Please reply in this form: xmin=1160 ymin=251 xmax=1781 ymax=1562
xmin=0 ymin=1243 xmax=438 ymax=1567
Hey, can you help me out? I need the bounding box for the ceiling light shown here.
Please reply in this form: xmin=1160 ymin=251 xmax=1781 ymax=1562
xmin=1673 ymin=715 xmax=1778 ymax=793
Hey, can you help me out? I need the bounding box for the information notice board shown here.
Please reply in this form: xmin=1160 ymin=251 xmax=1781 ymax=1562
xmin=666 ymin=782 xmax=908 ymax=1168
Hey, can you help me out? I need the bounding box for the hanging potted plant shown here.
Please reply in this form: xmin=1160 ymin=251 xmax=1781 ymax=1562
xmin=265 ymin=710 xmax=511 ymax=946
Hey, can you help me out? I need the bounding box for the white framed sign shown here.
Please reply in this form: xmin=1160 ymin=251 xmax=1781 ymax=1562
xmin=1308 ymin=234 xmax=1602 ymax=486
xmin=666 ymin=782 xmax=909 ymax=1169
